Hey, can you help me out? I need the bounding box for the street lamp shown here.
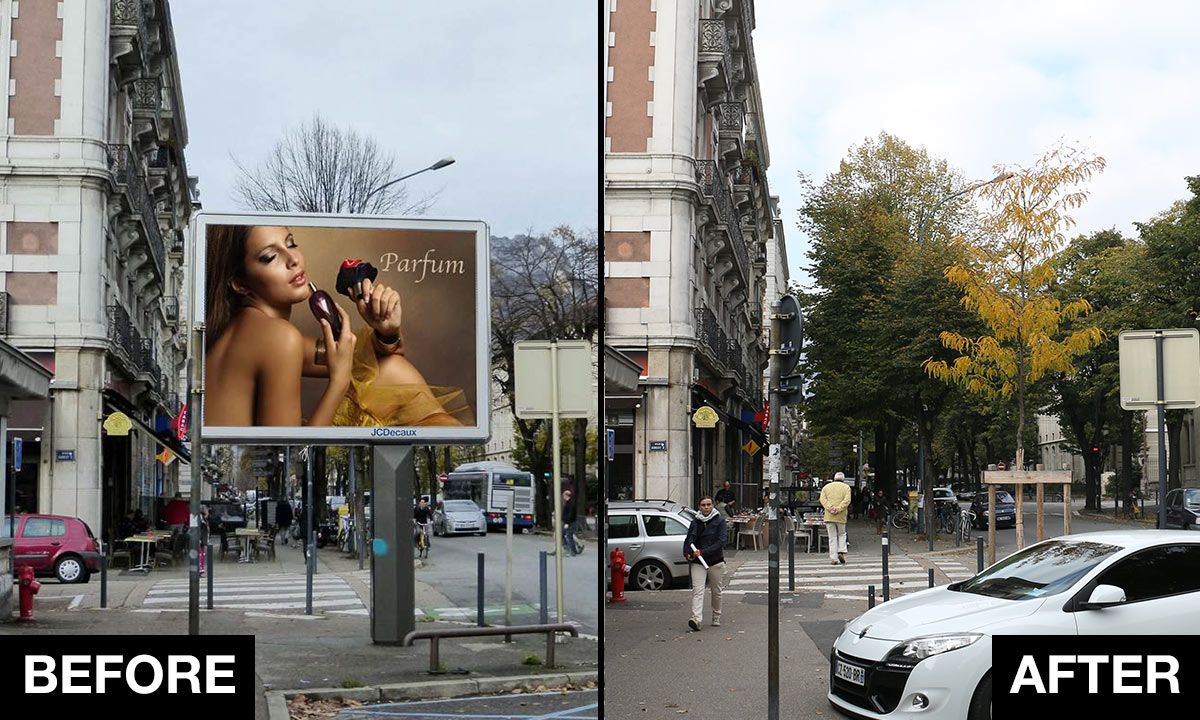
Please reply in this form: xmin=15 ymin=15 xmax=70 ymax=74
xmin=361 ymin=156 xmax=455 ymax=208
xmin=915 ymin=171 xmax=1013 ymax=246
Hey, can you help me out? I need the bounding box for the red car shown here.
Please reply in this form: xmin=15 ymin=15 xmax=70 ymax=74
xmin=5 ymin=513 xmax=102 ymax=583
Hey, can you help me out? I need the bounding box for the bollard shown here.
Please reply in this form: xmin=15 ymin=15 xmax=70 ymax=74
xmin=954 ymin=512 xmax=961 ymax=548
xmin=206 ymin=541 xmax=214 ymax=610
xmin=928 ymin=568 xmax=934 ymax=588
xmin=539 ymin=550 xmax=549 ymax=625
xmin=478 ymin=552 xmax=486 ymax=627
xmin=788 ymin=531 xmax=795 ymax=592
xmin=100 ymin=541 xmax=108 ymax=609
xmin=868 ymin=584 xmax=875 ymax=609
xmin=977 ymin=536 xmax=984 ymax=573
xmin=882 ymin=524 xmax=890 ymax=602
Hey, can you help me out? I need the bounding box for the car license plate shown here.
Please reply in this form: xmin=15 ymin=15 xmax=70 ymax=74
xmin=998 ymin=515 xmax=1013 ymax=521
xmin=835 ymin=660 xmax=866 ymax=686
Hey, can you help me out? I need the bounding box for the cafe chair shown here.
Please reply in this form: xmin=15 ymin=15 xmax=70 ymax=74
xmin=220 ymin=532 xmax=242 ymax=561
xmin=258 ymin=527 xmax=277 ymax=560
xmin=108 ymin=537 xmax=131 ymax=571
xmin=737 ymin=515 xmax=762 ymax=551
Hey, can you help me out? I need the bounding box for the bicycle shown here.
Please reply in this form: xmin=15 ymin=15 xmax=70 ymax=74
xmin=1123 ymin=502 xmax=1143 ymax=521
xmin=935 ymin=507 xmax=957 ymax=536
xmin=959 ymin=509 xmax=975 ymax=542
xmin=890 ymin=509 xmax=911 ymax=532
xmin=415 ymin=521 xmax=432 ymax=559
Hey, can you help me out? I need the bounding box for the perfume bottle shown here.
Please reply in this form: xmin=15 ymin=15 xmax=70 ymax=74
xmin=308 ymin=282 xmax=342 ymax=339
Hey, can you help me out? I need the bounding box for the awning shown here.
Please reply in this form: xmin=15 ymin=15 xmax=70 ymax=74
xmin=603 ymin=394 xmax=644 ymax=410
xmin=102 ymin=389 xmax=191 ymax=464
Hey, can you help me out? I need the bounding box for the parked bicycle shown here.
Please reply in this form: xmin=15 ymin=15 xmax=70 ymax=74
xmin=890 ymin=508 xmax=912 ymax=532
xmin=958 ymin=509 xmax=975 ymax=542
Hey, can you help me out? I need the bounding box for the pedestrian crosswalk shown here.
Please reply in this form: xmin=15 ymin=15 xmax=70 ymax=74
xmin=724 ymin=556 xmax=976 ymax=601
xmin=142 ymin=573 xmax=366 ymax=614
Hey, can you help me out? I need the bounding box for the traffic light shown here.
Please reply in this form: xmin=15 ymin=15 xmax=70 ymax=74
xmin=773 ymin=295 xmax=804 ymax=406
xmin=1092 ymin=446 xmax=1100 ymax=454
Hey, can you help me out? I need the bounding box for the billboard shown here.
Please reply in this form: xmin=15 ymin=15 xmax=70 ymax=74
xmin=193 ymin=212 xmax=490 ymax=444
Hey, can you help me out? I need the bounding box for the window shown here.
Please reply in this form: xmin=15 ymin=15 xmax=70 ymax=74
xmin=1095 ymin=544 xmax=1200 ymax=603
xmin=1167 ymin=490 xmax=1182 ymax=510
xmin=643 ymin=514 xmax=687 ymax=537
xmin=21 ymin=518 xmax=65 ymax=537
xmin=608 ymin=514 xmax=640 ymax=539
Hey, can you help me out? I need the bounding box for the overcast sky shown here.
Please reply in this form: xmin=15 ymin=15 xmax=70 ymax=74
xmin=754 ymin=1 xmax=1200 ymax=287
xmin=170 ymin=1 xmax=595 ymax=239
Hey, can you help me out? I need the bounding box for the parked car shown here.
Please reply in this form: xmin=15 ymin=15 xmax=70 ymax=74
xmin=5 ymin=513 xmax=102 ymax=583
xmin=828 ymin=530 xmax=1200 ymax=719
xmin=970 ymin=490 xmax=1016 ymax=529
xmin=434 ymin=499 xmax=487 ymax=536
xmin=606 ymin=500 xmax=698 ymax=591
xmin=951 ymin=484 xmax=976 ymax=502
xmin=1161 ymin=488 xmax=1200 ymax=529
xmin=202 ymin=500 xmax=248 ymax=535
xmin=931 ymin=487 xmax=958 ymax=509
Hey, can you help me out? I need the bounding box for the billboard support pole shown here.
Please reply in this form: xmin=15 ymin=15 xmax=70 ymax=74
xmin=188 ymin=324 xmax=205 ymax=636
xmin=551 ymin=340 xmax=564 ymax=626
xmin=371 ymin=444 xmax=416 ymax=644
xmin=306 ymin=451 xmax=315 ymax=615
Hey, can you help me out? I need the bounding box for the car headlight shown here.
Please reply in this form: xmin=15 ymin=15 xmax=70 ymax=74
xmin=884 ymin=633 xmax=983 ymax=666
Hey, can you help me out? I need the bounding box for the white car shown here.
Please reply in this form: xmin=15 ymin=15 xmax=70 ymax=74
xmin=828 ymin=530 xmax=1200 ymax=719
xmin=434 ymin=499 xmax=487 ymax=536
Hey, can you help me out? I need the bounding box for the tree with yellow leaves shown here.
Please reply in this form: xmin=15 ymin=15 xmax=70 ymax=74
xmin=923 ymin=144 xmax=1106 ymax=471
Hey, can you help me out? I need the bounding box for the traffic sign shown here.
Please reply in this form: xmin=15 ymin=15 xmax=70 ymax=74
xmin=998 ymin=462 xmax=1007 ymax=471
xmin=13 ymin=437 xmax=21 ymax=472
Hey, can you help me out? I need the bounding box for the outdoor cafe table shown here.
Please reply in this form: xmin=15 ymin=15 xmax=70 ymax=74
xmin=726 ymin=515 xmax=753 ymax=548
xmin=123 ymin=534 xmax=159 ymax=572
xmin=800 ymin=518 xmax=826 ymax=553
xmin=235 ymin=528 xmax=262 ymax=563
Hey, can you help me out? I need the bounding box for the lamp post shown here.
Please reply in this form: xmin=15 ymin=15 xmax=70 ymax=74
xmin=914 ymin=170 xmax=1011 ymax=550
xmin=361 ymin=156 xmax=455 ymax=209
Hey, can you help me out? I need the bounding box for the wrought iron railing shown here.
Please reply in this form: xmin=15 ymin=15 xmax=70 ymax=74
xmin=717 ymin=102 xmax=744 ymax=135
xmin=134 ymin=177 xmax=165 ymax=278
xmin=699 ymin=19 xmax=732 ymax=83
xmin=695 ymin=159 xmax=750 ymax=284
xmin=107 ymin=144 xmax=139 ymax=201
xmin=107 ymin=304 xmax=140 ymax=368
xmin=131 ymin=76 xmax=161 ymax=127
xmin=163 ymin=296 xmax=179 ymax=323
xmin=111 ymin=0 xmax=149 ymax=60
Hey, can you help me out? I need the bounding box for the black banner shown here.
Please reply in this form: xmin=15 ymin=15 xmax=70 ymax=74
xmin=995 ymin=635 xmax=1195 ymax=715
xmin=0 ymin=634 xmax=254 ymax=712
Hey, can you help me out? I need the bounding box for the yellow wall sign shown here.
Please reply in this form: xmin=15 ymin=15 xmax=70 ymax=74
xmin=692 ymin=406 xmax=719 ymax=428
xmin=103 ymin=411 xmax=133 ymax=436
xmin=742 ymin=440 xmax=761 ymax=456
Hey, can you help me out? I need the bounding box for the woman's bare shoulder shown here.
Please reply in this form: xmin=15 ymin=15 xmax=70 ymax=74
xmin=228 ymin=313 xmax=304 ymax=362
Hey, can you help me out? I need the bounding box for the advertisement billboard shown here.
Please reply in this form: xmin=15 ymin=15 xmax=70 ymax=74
xmin=192 ymin=212 xmax=489 ymax=444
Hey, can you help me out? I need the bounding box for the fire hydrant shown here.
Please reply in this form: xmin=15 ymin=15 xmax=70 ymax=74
xmin=18 ymin=566 xmax=40 ymax=621
xmin=609 ymin=548 xmax=630 ymax=603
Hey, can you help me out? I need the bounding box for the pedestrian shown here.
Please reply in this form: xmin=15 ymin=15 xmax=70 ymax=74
xmin=562 ymin=489 xmax=580 ymax=556
xmin=714 ymin=480 xmax=737 ymax=515
xmin=682 ymin=495 xmax=727 ymax=631
xmin=873 ymin=490 xmax=886 ymax=534
xmin=276 ymin=497 xmax=293 ymax=546
xmin=297 ymin=502 xmax=308 ymax=560
xmin=820 ymin=472 xmax=852 ymax=565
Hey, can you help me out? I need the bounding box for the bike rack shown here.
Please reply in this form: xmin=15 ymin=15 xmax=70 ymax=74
xmin=403 ymin=623 xmax=579 ymax=673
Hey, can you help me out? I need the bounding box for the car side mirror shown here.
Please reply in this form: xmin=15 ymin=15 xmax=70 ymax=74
xmin=1079 ymin=584 xmax=1126 ymax=610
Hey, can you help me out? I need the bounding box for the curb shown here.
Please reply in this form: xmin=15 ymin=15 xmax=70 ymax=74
xmin=265 ymin=669 xmax=598 ymax=720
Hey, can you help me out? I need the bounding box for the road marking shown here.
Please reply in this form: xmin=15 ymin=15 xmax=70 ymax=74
xmin=244 ymin=612 xmax=326 ymax=620
xmin=68 ymin=594 xmax=84 ymax=610
xmin=145 ymin=590 xmax=360 ymax=603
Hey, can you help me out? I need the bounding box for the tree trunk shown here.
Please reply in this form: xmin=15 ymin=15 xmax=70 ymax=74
xmin=574 ymin=418 xmax=588 ymax=537
xmin=1167 ymin=413 xmax=1183 ymax=492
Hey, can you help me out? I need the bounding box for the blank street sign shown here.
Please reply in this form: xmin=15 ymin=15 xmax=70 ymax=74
xmin=1118 ymin=328 xmax=1200 ymax=410
xmin=513 ymin=340 xmax=593 ymax=419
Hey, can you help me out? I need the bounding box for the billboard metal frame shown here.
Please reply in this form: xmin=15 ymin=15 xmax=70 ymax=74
xmin=190 ymin=210 xmax=491 ymax=445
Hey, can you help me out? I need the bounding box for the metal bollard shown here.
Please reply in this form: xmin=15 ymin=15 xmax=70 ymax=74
xmin=928 ymin=568 xmax=934 ymax=588
xmin=539 ymin=550 xmax=549 ymax=625
xmin=882 ymin=525 xmax=890 ymax=602
xmin=206 ymin=541 xmax=214 ymax=610
xmin=788 ymin=532 xmax=795 ymax=592
xmin=478 ymin=552 xmax=487 ymax=627
xmin=977 ymin=536 xmax=984 ymax=573
xmin=868 ymin=584 xmax=875 ymax=609
xmin=954 ymin=512 xmax=961 ymax=548
xmin=100 ymin=541 xmax=108 ymax=609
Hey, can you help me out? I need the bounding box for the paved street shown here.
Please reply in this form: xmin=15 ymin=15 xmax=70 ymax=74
xmin=603 ymin=505 xmax=1148 ymax=718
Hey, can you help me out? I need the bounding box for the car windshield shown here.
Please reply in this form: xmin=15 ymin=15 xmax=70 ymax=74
xmin=444 ymin=501 xmax=479 ymax=512
xmin=1186 ymin=489 xmax=1200 ymax=508
xmin=977 ymin=492 xmax=1015 ymax=505
xmin=953 ymin=540 xmax=1121 ymax=600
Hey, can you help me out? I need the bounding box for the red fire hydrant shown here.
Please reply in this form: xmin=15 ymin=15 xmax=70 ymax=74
xmin=609 ymin=548 xmax=630 ymax=603
xmin=19 ymin=566 xmax=40 ymax=621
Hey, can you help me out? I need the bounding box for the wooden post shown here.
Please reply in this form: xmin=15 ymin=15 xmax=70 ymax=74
xmin=1063 ymin=483 xmax=1071 ymax=536
xmin=1036 ymin=483 xmax=1044 ymax=542
xmin=1014 ymin=481 xmax=1024 ymax=551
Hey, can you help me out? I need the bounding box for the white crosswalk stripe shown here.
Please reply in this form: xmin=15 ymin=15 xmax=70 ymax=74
xmin=144 ymin=573 xmax=366 ymax=614
xmin=723 ymin=557 xmax=976 ymax=600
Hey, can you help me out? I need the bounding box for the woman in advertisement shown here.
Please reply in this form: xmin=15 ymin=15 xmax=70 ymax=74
xmin=204 ymin=224 xmax=467 ymax=427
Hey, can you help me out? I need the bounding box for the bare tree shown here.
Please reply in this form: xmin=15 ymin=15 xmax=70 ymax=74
xmin=491 ymin=226 xmax=599 ymax=528
xmin=232 ymin=114 xmax=437 ymax=214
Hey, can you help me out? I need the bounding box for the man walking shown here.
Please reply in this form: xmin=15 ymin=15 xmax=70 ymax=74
xmin=562 ymin=489 xmax=580 ymax=556
xmin=682 ymin=495 xmax=727 ymax=631
xmin=276 ymin=497 xmax=293 ymax=546
xmin=820 ymin=472 xmax=852 ymax=565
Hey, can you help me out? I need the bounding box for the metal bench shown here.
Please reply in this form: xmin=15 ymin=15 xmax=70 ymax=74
xmin=402 ymin=623 xmax=579 ymax=673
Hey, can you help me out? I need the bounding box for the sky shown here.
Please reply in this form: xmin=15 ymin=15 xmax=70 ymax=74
xmin=169 ymin=1 xmax=596 ymax=239
xmin=753 ymin=1 xmax=1200 ymax=288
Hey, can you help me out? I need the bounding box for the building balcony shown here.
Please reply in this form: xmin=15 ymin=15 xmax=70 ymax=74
xmin=106 ymin=303 xmax=142 ymax=378
xmin=131 ymin=76 xmax=163 ymax=152
xmin=695 ymin=160 xmax=750 ymax=291
xmin=110 ymin=0 xmax=150 ymax=83
xmin=697 ymin=306 xmax=732 ymax=377
xmin=716 ymin=102 xmax=745 ymax=161
xmin=697 ymin=19 xmax=733 ymax=102
xmin=159 ymin=83 xmax=185 ymax=148
xmin=107 ymin=144 xmax=166 ymax=284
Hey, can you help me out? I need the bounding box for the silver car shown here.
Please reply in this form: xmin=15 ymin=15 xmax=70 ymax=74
xmin=607 ymin=500 xmax=699 ymax=591
xmin=434 ymin=499 xmax=487 ymax=536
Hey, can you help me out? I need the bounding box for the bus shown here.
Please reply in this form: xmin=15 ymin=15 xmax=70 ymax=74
xmin=444 ymin=462 xmax=537 ymax=531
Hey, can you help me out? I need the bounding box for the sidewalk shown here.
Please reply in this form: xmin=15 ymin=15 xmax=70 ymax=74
xmin=2 ymin=541 xmax=597 ymax=720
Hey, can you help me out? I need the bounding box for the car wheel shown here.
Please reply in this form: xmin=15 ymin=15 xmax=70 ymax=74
xmin=55 ymin=555 xmax=88 ymax=584
xmin=968 ymin=672 xmax=991 ymax=720
xmin=632 ymin=560 xmax=670 ymax=591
